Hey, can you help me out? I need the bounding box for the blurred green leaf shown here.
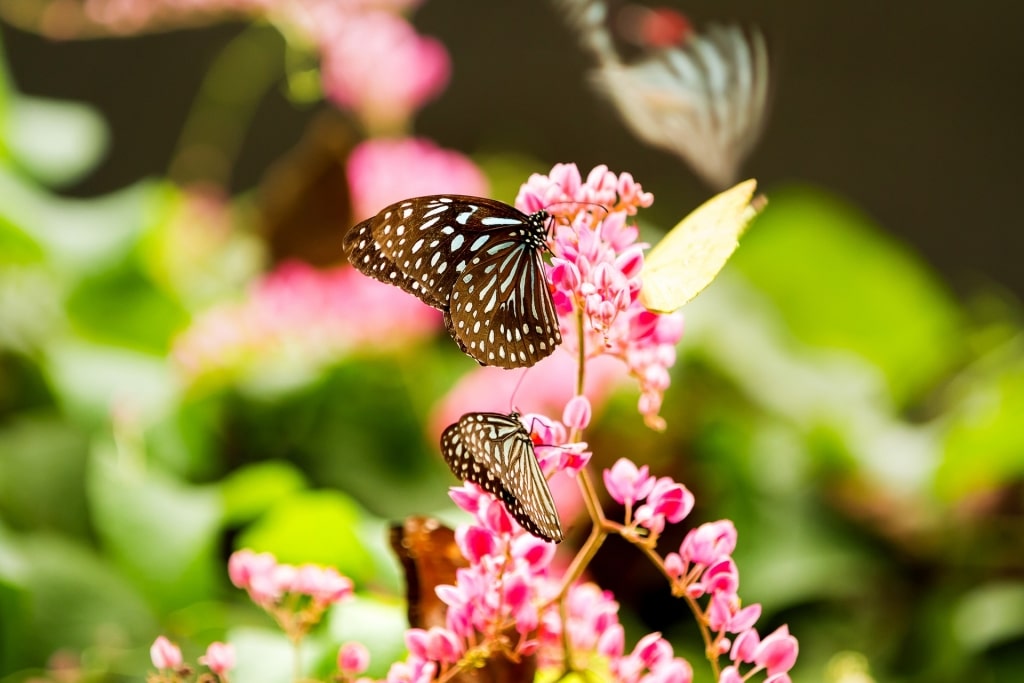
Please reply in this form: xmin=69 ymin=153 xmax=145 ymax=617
xmin=235 ymin=490 xmax=373 ymax=585
xmin=229 ymin=626 xmax=309 ymax=683
xmin=732 ymin=185 xmax=963 ymax=405
xmin=328 ymin=594 xmax=408 ymax=678
xmin=43 ymin=340 xmax=177 ymax=425
xmin=936 ymin=341 xmax=1024 ymax=498
xmin=0 ymin=524 xmax=156 ymax=673
xmin=222 ymin=461 xmax=308 ymax=526
xmin=0 ymin=214 xmax=44 ymax=265
xmin=953 ymin=582 xmax=1024 ymax=652
xmin=65 ymin=258 xmax=189 ymax=352
xmin=4 ymin=95 xmax=108 ymax=187
xmin=0 ymin=266 xmax=62 ymax=354
xmin=0 ymin=412 xmax=90 ymax=537
xmin=87 ymin=439 xmax=223 ymax=611
xmin=0 ymin=169 xmax=162 ymax=277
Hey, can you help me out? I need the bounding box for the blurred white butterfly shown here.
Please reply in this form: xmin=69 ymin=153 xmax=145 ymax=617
xmin=555 ymin=1 xmax=770 ymax=189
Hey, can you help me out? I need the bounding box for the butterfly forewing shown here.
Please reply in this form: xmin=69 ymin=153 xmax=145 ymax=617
xmin=343 ymin=194 xmax=562 ymax=368
xmin=441 ymin=412 xmax=563 ymax=543
xmin=343 ymin=216 xmax=445 ymax=309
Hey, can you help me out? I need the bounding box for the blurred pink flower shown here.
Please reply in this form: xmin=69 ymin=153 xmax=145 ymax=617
xmin=149 ymin=635 xmax=182 ymax=670
xmin=319 ymin=11 xmax=449 ymax=132
xmin=199 ymin=641 xmax=235 ymax=676
xmin=338 ymin=641 xmax=371 ymax=675
xmin=347 ymin=138 xmax=488 ymax=221
xmin=173 ymin=261 xmax=442 ymax=383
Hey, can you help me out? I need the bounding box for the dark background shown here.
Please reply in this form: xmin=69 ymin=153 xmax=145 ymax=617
xmin=2 ymin=0 xmax=1021 ymax=298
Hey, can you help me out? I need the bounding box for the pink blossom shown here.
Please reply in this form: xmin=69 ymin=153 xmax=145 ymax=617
xmin=347 ymin=138 xmax=488 ymax=222
xmin=515 ymin=163 xmax=682 ymax=429
xmin=680 ymin=520 xmax=738 ymax=566
xmin=603 ymin=458 xmax=655 ymax=506
xmin=755 ymin=626 xmax=799 ymax=675
xmin=149 ymin=636 xmax=182 ymax=670
xmin=718 ymin=666 xmax=744 ymax=683
xmin=174 ymin=261 xmax=442 ymax=383
xmin=562 ymin=394 xmax=592 ymax=431
xmin=338 ymin=641 xmax=371 ymax=675
xmin=199 ymin=641 xmax=235 ymax=676
xmin=319 ymin=11 xmax=449 ymax=132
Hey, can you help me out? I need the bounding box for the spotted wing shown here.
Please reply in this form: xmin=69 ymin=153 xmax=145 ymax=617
xmin=343 ymin=216 xmax=445 ymax=309
xmin=447 ymin=237 xmax=562 ymax=369
xmin=364 ymin=195 xmax=539 ymax=308
xmin=445 ymin=412 xmax=563 ymax=543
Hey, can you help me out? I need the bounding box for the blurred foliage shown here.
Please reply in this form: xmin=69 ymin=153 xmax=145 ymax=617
xmin=1 ymin=33 xmax=1023 ymax=683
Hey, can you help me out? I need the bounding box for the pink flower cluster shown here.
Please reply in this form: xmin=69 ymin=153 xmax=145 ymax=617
xmin=173 ymin=260 xmax=442 ymax=383
xmin=517 ymin=163 xmax=685 ymax=430
xmin=604 ymin=458 xmax=695 ymax=539
xmin=228 ymin=549 xmax=354 ymax=608
xmin=382 ymin=482 xmax=695 ymax=683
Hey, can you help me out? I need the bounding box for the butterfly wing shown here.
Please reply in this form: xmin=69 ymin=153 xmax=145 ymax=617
xmin=640 ymin=179 xmax=764 ymax=313
xmin=447 ymin=237 xmax=562 ymax=368
xmin=441 ymin=413 xmax=563 ymax=543
xmin=556 ymin=0 xmax=769 ymax=190
xmin=343 ymin=216 xmax=446 ymax=309
xmin=457 ymin=413 xmax=563 ymax=543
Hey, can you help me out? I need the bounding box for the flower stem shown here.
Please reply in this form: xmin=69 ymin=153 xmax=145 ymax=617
xmin=168 ymin=23 xmax=285 ymax=186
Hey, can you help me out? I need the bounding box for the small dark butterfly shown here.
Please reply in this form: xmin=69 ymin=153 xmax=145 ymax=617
xmin=342 ymin=195 xmax=562 ymax=369
xmin=441 ymin=412 xmax=563 ymax=543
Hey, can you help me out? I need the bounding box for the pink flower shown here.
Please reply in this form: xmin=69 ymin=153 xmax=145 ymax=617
xmin=150 ymin=636 xmax=182 ymax=670
xmin=199 ymin=641 xmax=235 ymax=676
xmin=514 ymin=163 xmax=683 ymax=429
xmin=338 ymin=641 xmax=371 ymax=675
xmin=755 ymin=626 xmax=799 ymax=675
xmin=320 ymin=11 xmax=449 ymax=132
xmin=347 ymin=138 xmax=489 ymax=221
xmin=603 ymin=458 xmax=655 ymax=506
xmin=680 ymin=520 xmax=738 ymax=566
xmin=562 ymin=395 xmax=592 ymax=431
xmin=173 ymin=261 xmax=442 ymax=383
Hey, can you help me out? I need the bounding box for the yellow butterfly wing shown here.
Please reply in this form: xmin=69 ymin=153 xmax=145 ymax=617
xmin=639 ymin=179 xmax=765 ymax=314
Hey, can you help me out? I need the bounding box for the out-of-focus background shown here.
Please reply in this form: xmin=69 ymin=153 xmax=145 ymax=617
xmin=1 ymin=1 xmax=1023 ymax=682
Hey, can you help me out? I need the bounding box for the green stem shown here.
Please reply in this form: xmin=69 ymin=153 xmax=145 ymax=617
xmin=168 ymin=23 xmax=285 ymax=186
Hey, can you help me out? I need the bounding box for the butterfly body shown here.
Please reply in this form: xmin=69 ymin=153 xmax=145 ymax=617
xmin=344 ymin=195 xmax=562 ymax=368
xmin=441 ymin=411 xmax=563 ymax=543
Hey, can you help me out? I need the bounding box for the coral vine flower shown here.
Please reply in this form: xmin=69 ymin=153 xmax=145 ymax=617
xmin=515 ymin=163 xmax=683 ymax=430
xmin=149 ymin=636 xmax=182 ymax=670
xmin=199 ymin=641 xmax=235 ymax=676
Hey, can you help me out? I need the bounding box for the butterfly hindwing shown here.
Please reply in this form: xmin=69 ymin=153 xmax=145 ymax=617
xmin=441 ymin=412 xmax=563 ymax=543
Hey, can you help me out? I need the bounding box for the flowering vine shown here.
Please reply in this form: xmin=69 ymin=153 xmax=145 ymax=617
xmin=151 ymin=164 xmax=798 ymax=683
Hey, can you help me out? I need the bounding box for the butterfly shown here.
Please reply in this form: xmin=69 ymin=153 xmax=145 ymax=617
xmin=555 ymin=0 xmax=770 ymax=189
xmin=640 ymin=179 xmax=765 ymax=313
xmin=343 ymin=195 xmax=562 ymax=369
xmin=440 ymin=412 xmax=563 ymax=543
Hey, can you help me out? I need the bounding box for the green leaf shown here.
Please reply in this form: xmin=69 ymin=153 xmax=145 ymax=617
xmin=733 ymin=184 xmax=962 ymax=405
xmin=936 ymin=342 xmax=1024 ymax=498
xmin=4 ymin=95 xmax=108 ymax=187
xmin=0 ymin=412 xmax=90 ymax=537
xmin=235 ymin=490 xmax=373 ymax=585
xmin=222 ymin=461 xmax=308 ymax=526
xmin=0 ymin=169 xmax=161 ymax=276
xmin=328 ymin=595 xmax=409 ymax=678
xmin=0 ymin=525 xmax=156 ymax=673
xmin=65 ymin=259 xmax=189 ymax=352
xmin=953 ymin=582 xmax=1024 ymax=652
xmin=42 ymin=340 xmax=178 ymax=426
xmin=86 ymin=439 xmax=223 ymax=610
